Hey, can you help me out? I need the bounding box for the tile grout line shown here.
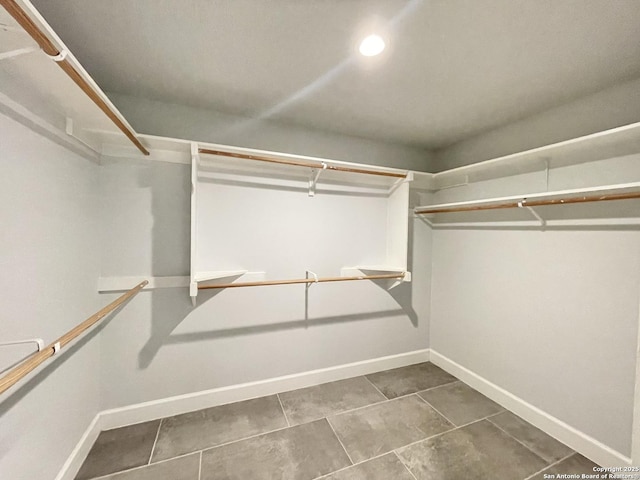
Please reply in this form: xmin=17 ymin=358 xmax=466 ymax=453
xmin=522 ymin=452 xmax=577 ymax=480
xmin=326 ymin=387 xmax=454 ymax=422
xmin=198 ymin=451 xmax=202 ymax=480
xmin=100 ymin=423 xmax=295 ymax=479
xmin=414 ymin=379 xmax=461 ymax=394
xmin=317 ymin=413 xmax=495 ymax=478
xmin=330 ymin=397 xmax=390 ymax=417
xmin=325 ymin=417 xmax=356 ymax=466
xmin=276 ymin=393 xmax=291 ymax=427
xmin=413 ymin=392 xmax=457 ymax=427
xmin=148 ymin=418 xmax=163 ymax=465
xmin=363 ymin=374 xmax=391 ymax=400
xmin=311 ymin=451 xmax=393 ymax=480
xmin=486 ymin=416 xmax=558 ymax=465
xmin=88 ymin=451 xmax=200 ymax=480
xmin=454 ymin=410 xmax=503 ymax=430
xmin=392 ymin=425 xmax=459 ymax=454
xmin=314 ymin=413 xmax=481 ymax=480
xmin=149 ymin=423 xmax=296 ymax=472
xmin=318 ymin=415 xmax=530 ymax=480
xmin=390 ymin=414 xmax=506 ymax=456
xmin=200 ymin=423 xmax=293 ymax=454
xmin=394 ymin=451 xmax=420 ymax=480
xmin=371 ymin=378 xmax=459 ymax=402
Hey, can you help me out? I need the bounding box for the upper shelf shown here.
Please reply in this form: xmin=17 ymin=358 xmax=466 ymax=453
xmin=415 ymin=182 xmax=640 ymax=215
xmin=415 ymin=182 xmax=640 ymax=228
xmin=0 ymin=0 xmax=148 ymax=157
xmin=196 ymin=143 xmax=412 ymax=192
xmin=433 ymin=122 xmax=640 ymax=188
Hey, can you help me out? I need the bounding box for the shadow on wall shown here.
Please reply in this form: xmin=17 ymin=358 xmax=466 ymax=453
xmin=381 ymin=215 xmax=418 ymax=325
xmin=138 ymin=289 xmax=417 ymax=369
xmin=0 ymin=306 xmax=126 ymax=418
xmin=138 ymin=162 xmax=419 ymax=369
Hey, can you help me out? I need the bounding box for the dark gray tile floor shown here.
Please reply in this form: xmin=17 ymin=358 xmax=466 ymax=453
xmin=151 ymin=394 xmax=287 ymax=462
xmin=418 ymin=381 xmax=504 ymax=426
xmin=75 ymin=419 xmax=161 ymax=480
xmin=76 ymin=362 xmax=598 ymax=480
xmin=278 ymin=377 xmax=386 ymax=426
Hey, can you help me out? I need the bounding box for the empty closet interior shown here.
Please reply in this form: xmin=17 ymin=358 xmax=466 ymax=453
xmin=1 ymin=1 xmax=640 ymax=479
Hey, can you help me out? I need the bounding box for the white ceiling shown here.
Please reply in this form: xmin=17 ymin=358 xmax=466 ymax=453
xmin=31 ymin=0 xmax=640 ymax=150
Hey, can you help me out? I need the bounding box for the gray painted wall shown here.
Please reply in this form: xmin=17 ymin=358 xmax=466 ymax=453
xmin=429 ymin=160 xmax=640 ymax=457
xmin=432 ymin=77 xmax=640 ymax=172
xmin=107 ymin=93 xmax=434 ymax=172
xmin=98 ymin=157 xmax=431 ymax=409
xmin=0 ymin=113 xmax=102 ymax=479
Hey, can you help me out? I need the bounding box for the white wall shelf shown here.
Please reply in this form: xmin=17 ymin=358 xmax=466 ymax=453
xmin=341 ymin=266 xmax=412 ymax=284
xmin=433 ymin=121 xmax=640 ymax=189
xmin=196 ymin=144 xmax=412 ymax=193
xmin=0 ymin=3 xmax=148 ymax=158
xmin=417 ymin=182 xmax=640 ymax=212
xmin=415 ymin=182 xmax=640 ymax=227
xmin=193 ymin=270 xmax=249 ymax=283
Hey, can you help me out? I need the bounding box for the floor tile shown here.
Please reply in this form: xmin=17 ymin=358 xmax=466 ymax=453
xmin=328 ymin=394 xmax=453 ymax=463
xmin=151 ymin=395 xmax=287 ymax=462
xmin=323 ymin=453 xmax=415 ymax=480
xmin=528 ymin=453 xmax=599 ymax=479
xmin=418 ymin=381 xmax=504 ymax=426
xmin=201 ymin=419 xmax=351 ymax=480
xmin=488 ymin=411 xmax=573 ymax=463
xmin=75 ymin=420 xmax=160 ymax=480
xmin=365 ymin=362 xmax=457 ymax=399
xmin=397 ymin=419 xmax=547 ymax=480
xmin=278 ymin=377 xmax=386 ymax=426
xmin=98 ymin=453 xmax=200 ymax=480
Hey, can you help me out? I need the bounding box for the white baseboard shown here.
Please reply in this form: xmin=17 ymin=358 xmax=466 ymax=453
xmin=55 ymin=414 xmax=102 ymax=480
xmin=56 ymin=348 xmax=430 ymax=479
xmin=100 ymin=348 xmax=430 ymax=429
xmin=430 ymin=350 xmax=632 ymax=468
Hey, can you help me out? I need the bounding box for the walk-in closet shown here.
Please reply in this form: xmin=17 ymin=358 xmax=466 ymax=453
xmin=2 ymin=1 xmax=640 ymax=479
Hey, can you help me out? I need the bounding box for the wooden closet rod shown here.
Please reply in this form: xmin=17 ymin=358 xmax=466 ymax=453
xmin=199 ymin=148 xmax=407 ymax=179
xmin=199 ymin=273 xmax=405 ymax=289
xmin=0 ymin=280 xmax=148 ymax=396
xmin=0 ymin=0 xmax=149 ymax=156
xmin=415 ymin=191 xmax=640 ymax=215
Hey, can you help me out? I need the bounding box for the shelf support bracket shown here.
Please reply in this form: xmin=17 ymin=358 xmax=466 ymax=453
xmin=65 ymin=117 xmax=101 ymax=154
xmin=305 ymin=270 xmax=318 ymax=290
xmin=438 ymin=174 xmax=469 ymax=191
xmin=0 ymin=338 xmax=45 ymax=375
xmin=304 ymin=271 xmax=318 ymax=322
xmin=540 ymin=157 xmax=551 ymax=191
xmin=416 ymin=213 xmax=434 ymax=228
xmin=190 ymin=142 xmax=200 ymax=306
xmin=388 ymin=171 xmax=414 ymax=195
xmin=0 ymin=338 xmax=44 ymax=351
xmin=309 ymin=163 xmax=326 ymax=197
xmin=518 ymin=200 xmax=546 ymax=228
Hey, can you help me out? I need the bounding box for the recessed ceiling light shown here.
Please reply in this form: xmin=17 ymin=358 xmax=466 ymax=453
xmin=359 ymin=34 xmax=385 ymax=57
